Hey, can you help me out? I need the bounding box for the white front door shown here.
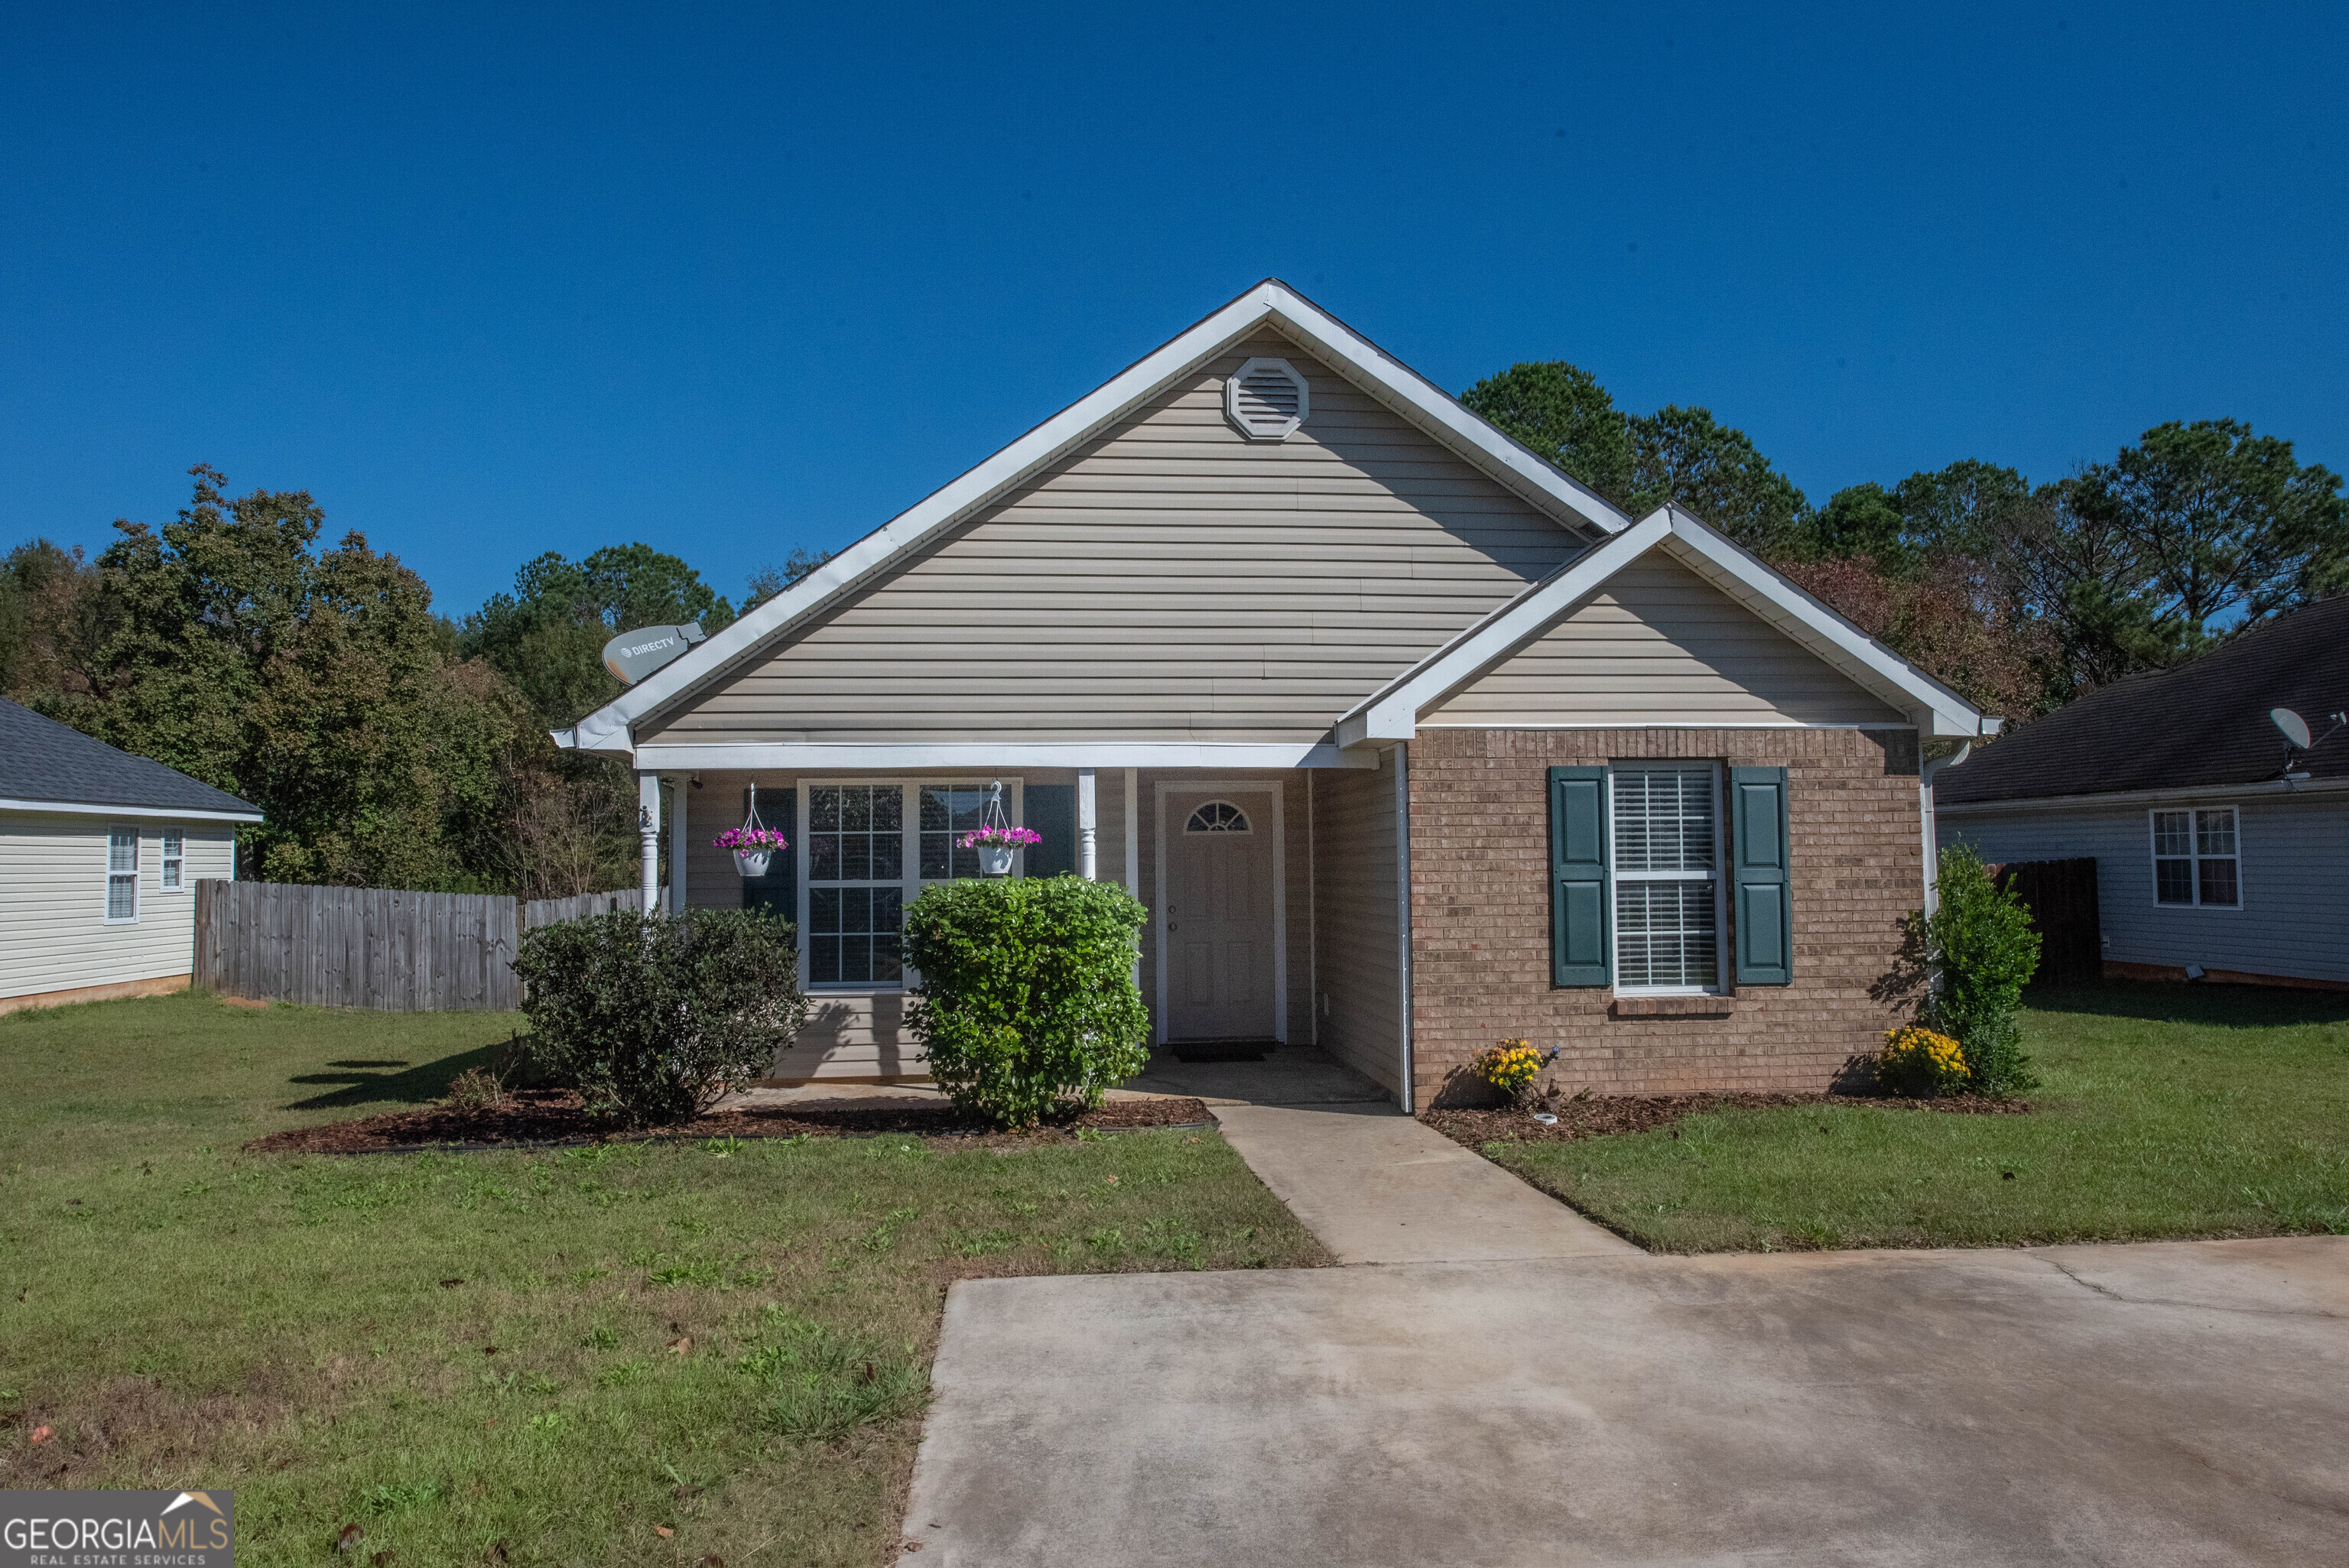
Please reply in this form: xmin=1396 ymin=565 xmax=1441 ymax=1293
xmin=1163 ymin=790 xmax=1276 ymax=1040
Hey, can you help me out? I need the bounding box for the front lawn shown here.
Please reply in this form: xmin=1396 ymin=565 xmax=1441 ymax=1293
xmin=0 ymin=991 xmax=1326 ymax=1566
xmin=1464 ymin=982 xmax=2349 ymax=1252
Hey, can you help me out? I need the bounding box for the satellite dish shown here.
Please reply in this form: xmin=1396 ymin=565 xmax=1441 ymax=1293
xmin=602 ymin=622 xmax=706 ymax=685
xmin=2271 ymin=707 xmax=2314 ymax=749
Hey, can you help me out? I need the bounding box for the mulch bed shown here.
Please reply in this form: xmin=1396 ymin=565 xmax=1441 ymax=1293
xmin=1425 ymin=1091 xmax=2031 ymax=1149
xmin=244 ymin=1089 xmax=1217 ymax=1156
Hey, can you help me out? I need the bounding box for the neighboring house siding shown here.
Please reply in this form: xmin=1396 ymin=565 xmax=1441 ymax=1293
xmin=641 ymin=330 xmax=1586 ymax=747
xmin=1408 ymin=727 xmax=1922 ymax=1101
xmin=1311 ymin=755 xmax=1405 ymax=1094
xmin=1942 ymin=794 xmax=2349 ymax=985
xmin=0 ymin=813 xmax=235 ymax=1002
xmin=1424 ymin=550 xmax=1905 ymax=727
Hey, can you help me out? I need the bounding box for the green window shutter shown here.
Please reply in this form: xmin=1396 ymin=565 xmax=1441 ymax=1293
xmin=1548 ymin=765 xmax=1611 ymax=986
xmin=1730 ymin=766 xmax=1792 ymax=985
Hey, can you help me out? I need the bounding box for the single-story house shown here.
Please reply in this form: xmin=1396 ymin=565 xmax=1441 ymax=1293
xmin=1938 ymin=596 xmax=2349 ymax=990
xmin=557 ymin=281 xmax=1995 ymax=1107
xmin=1 ymin=698 xmax=264 ymax=1013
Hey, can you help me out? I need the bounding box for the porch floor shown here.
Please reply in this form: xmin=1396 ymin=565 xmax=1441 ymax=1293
xmin=1126 ymin=1043 xmax=1391 ymax=1106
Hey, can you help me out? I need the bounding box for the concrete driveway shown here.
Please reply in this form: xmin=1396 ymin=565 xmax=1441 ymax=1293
xmin=902 ymin=1236 xmax=2348 ymax=1566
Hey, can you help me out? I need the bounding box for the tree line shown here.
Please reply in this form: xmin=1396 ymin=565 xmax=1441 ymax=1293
xmin=0 ymin=465 xmax=830 ymax=897
xmin=1460 ymin=364 xmax=2347 ymax=720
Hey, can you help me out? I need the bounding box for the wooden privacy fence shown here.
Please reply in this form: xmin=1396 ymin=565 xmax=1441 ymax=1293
xmin=520 ymin=885 xmax=663 ymax=929
xmin=1990 ymin=857 xmax=2102 ymax=986
xmin=196 ymin=880 xmax=521 ymax=1011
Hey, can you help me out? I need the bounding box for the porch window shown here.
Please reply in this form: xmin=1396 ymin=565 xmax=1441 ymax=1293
xmin=1611 ymin=764 xmax=1724 ymax=993
xmin=802 ymin=781 xmax=1022 ymax=989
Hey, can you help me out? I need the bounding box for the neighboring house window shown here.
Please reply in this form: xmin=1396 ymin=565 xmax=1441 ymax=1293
xmin=161 ymin=828 xmax=185 ymax=891
xmin=804 ymin=781 xmax=1019 ymax=989
xmin=106 ymin=826 xmax=139 ymax=923
xmin=1611 ymin=764 xmax=1724 ymax=994
xmin=2152 ymin=807 xmax=2240 ymax=908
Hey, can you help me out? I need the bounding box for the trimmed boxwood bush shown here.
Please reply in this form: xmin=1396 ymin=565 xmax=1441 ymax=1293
xmin=902 ymin=875 xmax=1151 ymax=1128
xmin=512 ymin=907 xmax=807 ymax=1127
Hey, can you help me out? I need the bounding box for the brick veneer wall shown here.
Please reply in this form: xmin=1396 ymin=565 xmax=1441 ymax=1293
xmin=1408 ymin=727 xmax=1922 ymax=1104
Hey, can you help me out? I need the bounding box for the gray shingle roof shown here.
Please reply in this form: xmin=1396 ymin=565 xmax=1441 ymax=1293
xmin=1937 ymin=596 xmax=2349 ymax=806
xmin=0 ymin=699 xmax=263 ymax=817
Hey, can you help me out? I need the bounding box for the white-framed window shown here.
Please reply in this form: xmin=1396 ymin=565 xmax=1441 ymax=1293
xmin=160 ymin=828 xmax=186 ymax=891
xmin=2151 ymin=806 xmax=2240 ymax=908
xmin=1610 ymin=762 xmax=1724 ymax=994
xmin=106 ymin=826 xmax=140 ymax=924
xmin=801 ymin=781 xmax=1023 ymax=990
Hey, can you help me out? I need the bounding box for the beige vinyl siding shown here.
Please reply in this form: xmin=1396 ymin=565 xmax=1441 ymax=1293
xmin=1308 ymin=758 xmax=1404 ymax=1095
xmin=1423 ymin=548 xmax=1905 ymax=727
xmin=0 ymin=813 xmax=235 ymax=1001
xmin=642 ymin=331 xmax=1585 ymax=747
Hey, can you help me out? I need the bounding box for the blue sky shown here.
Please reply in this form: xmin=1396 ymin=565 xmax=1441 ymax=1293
xmin=4 ymin=2 xmax=2344 ymax=617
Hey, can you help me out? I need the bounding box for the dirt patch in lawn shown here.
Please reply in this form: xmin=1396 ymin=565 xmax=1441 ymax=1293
xmin=1425 ymin=1091 xmax=2030 ymax=1149
xmin=245 ymin=1089 xmax=1216 ymax=1155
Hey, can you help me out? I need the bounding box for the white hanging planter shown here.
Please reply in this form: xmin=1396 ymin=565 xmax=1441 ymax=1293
xmin=957 ymin=781 xmax=1039 ymax=878
xmin=715 ymin=783 xmax=788 ymax=881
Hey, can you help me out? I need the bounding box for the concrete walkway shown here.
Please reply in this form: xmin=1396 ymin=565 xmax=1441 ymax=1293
xmin=903 ymin=1235 xmax=2349 ymax=1566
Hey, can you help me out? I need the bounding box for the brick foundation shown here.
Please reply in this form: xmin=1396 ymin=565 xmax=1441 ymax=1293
xmin=1408 ymin=728 xmax=1923 ymax=1103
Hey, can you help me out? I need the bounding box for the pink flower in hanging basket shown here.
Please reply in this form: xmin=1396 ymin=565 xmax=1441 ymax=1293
xmin=959 ymin=826 xmax=1042 ymax=850
xmin=713 ymin=826 xmax=790 ymax=852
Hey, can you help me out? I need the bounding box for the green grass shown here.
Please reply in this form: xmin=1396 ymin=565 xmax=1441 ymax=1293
xmin=1480 ymin=982 xmax=2349 ymax=1253
xmin=0 ymin=991 xmax=1326 ymax=1566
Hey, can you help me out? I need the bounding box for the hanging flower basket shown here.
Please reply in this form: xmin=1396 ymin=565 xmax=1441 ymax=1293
xmin=715 ymin=826 xmax=789 ymax=878
xmin=960 ymin=825 xmax=1041 ymax=877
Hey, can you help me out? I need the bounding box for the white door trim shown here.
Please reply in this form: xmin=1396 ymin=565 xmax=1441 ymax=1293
xmin=1152 ymin=779 xmax=1287 ymax=1047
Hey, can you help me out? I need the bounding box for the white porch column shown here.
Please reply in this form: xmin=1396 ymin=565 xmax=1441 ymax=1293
xmin=636 ymin=771 xmax=662 ymax=914
xmin=1077 ymin=768 xmax=1097 ymax=880
xmin=668 ymin=776 xmax=687 ymax=913
xmin=1123 ymin=768 xmax=1139 ymax=890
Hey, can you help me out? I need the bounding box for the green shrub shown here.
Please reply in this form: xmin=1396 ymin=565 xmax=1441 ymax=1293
xmin=1912 ymin=846 xmax=2042 ymax=1096
xmin=902 ymin=875 xmax=1150 ymax=1128
xmin=512 ymin=908 xmax=807 ymax=1127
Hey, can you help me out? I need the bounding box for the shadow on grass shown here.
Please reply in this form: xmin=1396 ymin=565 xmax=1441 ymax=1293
xmin=282 ymin=1041 xmax=507 ymax=1111
xmin=2027 ymin=979 xmax=2349 ymax=1031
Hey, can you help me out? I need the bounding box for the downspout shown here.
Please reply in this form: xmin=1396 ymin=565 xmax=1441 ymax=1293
xmin=1918 ymin=741 xmax=1972 ymax=917
xmin=1394 ymin=743 xmax=1415 ymax=1114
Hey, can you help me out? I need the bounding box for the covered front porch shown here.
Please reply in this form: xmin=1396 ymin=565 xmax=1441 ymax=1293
xmin=649 ymin=753 xmax=1413 ymax=1105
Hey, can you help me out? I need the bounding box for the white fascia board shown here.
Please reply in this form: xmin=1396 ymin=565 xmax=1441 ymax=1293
xmin=1337 ymin=505 xmax=1994 ymax=745
xmin=1656 ymin=515 xmax=1986 ymax=737
xmin=1336 ymin=511 xmax=1674 ymax=745
xmin=568 ymin=280 xmax=1629 ymax=752
xmin=0 ymin=797 xmax=265 ymax=823
xmin=1936 ymin=776 xmax=2349 ymax=817
xmin=632 ymin=741 xmax=1380 ymax=771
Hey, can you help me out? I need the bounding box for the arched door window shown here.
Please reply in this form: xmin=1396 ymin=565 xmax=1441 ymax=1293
xmin=1184 ymin=800 xmax=1252 ymax=834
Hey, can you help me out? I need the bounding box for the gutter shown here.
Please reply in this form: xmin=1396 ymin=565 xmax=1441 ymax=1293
xmin=1916 ymin=742 xmax=1971 ymax=916
xmin=1936 ymin=774 xmax=2349 ymax=817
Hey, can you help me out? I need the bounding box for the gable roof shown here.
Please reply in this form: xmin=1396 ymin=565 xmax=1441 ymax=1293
xmin=560 ymin=280 xmax=1633 ymax=758
xmin=1335 ymin=507 xmax=1992 ymax=744
xmin=0 ymin=700 xmax=265 ymax=821
xmin=1937 ymin=596 xmax=2349 ymax=808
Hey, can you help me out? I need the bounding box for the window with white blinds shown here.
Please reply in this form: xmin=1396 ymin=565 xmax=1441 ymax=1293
xmin=1611 ymin=765 xmax=1724 ymax=992
xmin=106 ymin=826 xmax=139 ymax=924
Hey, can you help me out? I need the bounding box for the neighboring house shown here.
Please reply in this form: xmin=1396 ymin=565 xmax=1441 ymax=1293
xmin=0 ymin=699 xmax=263 ymax=1013
xmin=1938 ymin=596 xmax=2349 ymax=991
xmin=557 ymin=281 xmax=1993 ymax=1106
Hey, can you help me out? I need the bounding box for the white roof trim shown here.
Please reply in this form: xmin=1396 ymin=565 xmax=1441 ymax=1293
xmin=633 ymin=741 xmax=1379 ymax=772
xmin=1335 ymin=506 xmax=1990 ymax=745
xmin=0 ymin=797 xmax=264 ymax=823
xmin=564 ymin=279 xmax=1635 ymax=754
xmin=1938 ymin=775 xmax=2349 ymax=816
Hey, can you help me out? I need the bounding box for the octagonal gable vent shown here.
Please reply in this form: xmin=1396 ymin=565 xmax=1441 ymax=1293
xmin=1225 ymin=356 xmax=1310 ymax=441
